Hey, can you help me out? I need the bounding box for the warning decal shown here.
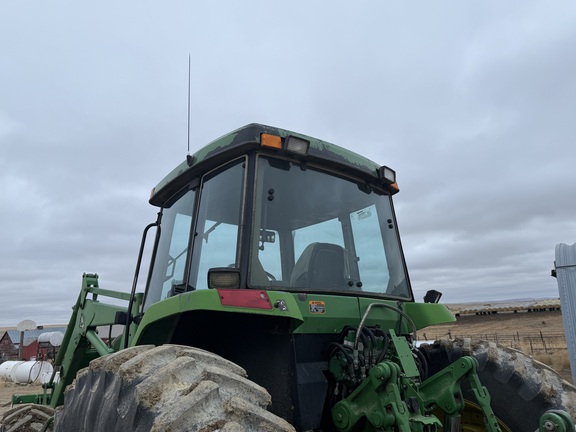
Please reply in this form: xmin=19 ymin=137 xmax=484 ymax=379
xmin=309 ymin=300 xmax=326 ymax=314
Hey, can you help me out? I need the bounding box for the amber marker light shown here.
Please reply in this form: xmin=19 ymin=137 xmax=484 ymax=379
xmin=261 ymin=133 xmax=282 ymax=149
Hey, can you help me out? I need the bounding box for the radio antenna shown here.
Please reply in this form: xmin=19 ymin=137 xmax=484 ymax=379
xmin=187 ymin=54 xmax=191 ymax=155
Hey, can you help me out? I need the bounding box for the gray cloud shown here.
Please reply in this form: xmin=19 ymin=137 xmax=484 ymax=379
xmin=1 ymin=1 xmax=575 ymax=326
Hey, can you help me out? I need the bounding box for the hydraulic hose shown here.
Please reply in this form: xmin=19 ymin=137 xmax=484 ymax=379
xmin=328 ymin=342 xmax=354 ymax=364
xmin=354 ymin=302 xmax=418 ymax=350
xmin=413 ymin=346 xmax=429 ymax=379
xmin=375 ymin=334 xmax=391 ymax=365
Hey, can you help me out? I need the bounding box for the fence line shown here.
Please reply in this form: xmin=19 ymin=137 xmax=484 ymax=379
xmin=420 ymin=331 xmax=567 ymax=354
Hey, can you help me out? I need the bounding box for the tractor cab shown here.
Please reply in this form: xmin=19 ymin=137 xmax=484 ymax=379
xmin=124 ymin=124 xmax=456 ymax=430
xmin=143 ymin=123 xmax=412 ymax=308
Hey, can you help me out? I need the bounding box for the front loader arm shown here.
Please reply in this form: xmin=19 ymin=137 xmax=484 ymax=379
xmin=46 ymin=273 xmax=142 ymax=407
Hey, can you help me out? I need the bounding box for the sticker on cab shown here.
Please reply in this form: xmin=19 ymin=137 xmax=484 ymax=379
xmin=309 ymin=300 xmax=326 ymax=314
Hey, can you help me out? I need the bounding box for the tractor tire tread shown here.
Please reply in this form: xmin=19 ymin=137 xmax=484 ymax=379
xmin=0 ymin=404 xmax=54 ymax=432
xmin=420 ymin=338 xmax=576 ymax=430
xmin=54 ymin=344 xmax=295 ymax=432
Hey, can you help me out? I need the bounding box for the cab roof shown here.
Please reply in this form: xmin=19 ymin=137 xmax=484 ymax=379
xmin=150 ymin=123 xmax=395 ymax=207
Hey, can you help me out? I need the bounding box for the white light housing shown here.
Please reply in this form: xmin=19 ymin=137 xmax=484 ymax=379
xmin=286 ymin=136 xmax=309 ymax=155
xmin=208 ymin=268 xmax=240 ymax=289
xmin=379 ymin=166 xmax=396 ymax=184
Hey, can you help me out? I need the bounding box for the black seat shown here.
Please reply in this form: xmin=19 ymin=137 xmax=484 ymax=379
xmin=290 ymin=243 xmax=349 ymax=289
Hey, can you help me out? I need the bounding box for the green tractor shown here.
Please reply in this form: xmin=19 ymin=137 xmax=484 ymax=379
xmin=2 ymin=124 xmax=575 ymax=431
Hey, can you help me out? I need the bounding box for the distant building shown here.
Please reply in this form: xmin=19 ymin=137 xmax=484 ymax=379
xmin=0 ymin=327 xmax=67 ymax=361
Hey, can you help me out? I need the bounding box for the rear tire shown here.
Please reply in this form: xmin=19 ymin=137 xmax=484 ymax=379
xmin=419 ymin=338 xmax=576 ymax=431
xmin=54 ymin=344 xmax=295 ymax=432
xmin=0 ymin=404 xmax=54 ymax=432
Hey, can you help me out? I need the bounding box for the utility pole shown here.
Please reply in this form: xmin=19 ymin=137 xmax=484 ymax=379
xmin=15 ymin=319 xmax=36 ymax=360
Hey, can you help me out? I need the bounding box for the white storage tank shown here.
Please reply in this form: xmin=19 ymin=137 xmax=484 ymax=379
xmin=41 ymin=370 xmax=60 ymax=384
xmin=0 ymin=361 xmax=24 ymax=381
xmin=11 ymin=361 xmax=54 ymax=384
xmin=37 ymin=331 xmax=64 ymax=347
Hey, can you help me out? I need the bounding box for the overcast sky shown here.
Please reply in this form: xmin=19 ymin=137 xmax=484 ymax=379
xmin=1 ymin=2 xmax=575 ymax=327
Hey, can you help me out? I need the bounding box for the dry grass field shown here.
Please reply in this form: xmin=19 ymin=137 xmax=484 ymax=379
xmin=421 ymin=308 xmax=572 ymax=382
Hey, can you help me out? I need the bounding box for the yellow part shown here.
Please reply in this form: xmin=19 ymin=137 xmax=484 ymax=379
xmin=261 ymin=133 xmax=282 ymax=149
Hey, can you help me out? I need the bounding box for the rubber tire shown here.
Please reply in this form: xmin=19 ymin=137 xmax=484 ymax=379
xmin=0 ymin=404 xmax=54 ymax=432
xmin=419 ymin=338 xmax=576 ymax=431
xmin=54 ymin=344 xmax=296 ymax=432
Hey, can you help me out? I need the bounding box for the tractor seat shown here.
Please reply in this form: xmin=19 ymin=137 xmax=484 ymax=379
xmin=290 ymin=242 xmax=350 ymax=289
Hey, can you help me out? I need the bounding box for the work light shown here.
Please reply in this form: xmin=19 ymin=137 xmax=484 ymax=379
xmin=286 ymin=136 xmax=309 ymax=156
xmin=379 ymin=165 xmax=396 ymax=184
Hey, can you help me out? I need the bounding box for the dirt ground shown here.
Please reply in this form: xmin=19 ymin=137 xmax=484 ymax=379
xmin=0 ymin=382 xmax=44 ymax=417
